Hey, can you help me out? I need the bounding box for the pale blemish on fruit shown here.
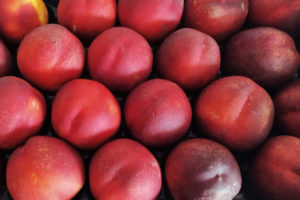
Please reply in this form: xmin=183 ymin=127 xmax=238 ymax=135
xmin=28 ymin=0 xmax=48 ymax=24
xmin=30 ymin=173 xmax=38 ymax=184
xmin=207 ymin=4 xmax=224 ymax=18
xmin=107 ymin=100 xmax=117 ymax=114
xmin=27 ymin=97 xmax=41 ymax=113
xmin=241 ymin=2 xmax=245 ymax=11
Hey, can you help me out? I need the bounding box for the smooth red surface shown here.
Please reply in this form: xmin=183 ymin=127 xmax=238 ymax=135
xmin=249 ymin=0 xmax=300 ymax=37
xmin=274 ymin=80 xmax=300 ymax=138
xmin=156 ymin=28 xmax=220 ymax=90
xmin=251 ymin=135 xmax=300 ymax=200
xmin=0 ymin=39 xmax=12 ymax=76
xmin=51 ymin=79 xmax=121 ymax=150
xmin=88 ymin=27 xmax=152 ymax=92
xmin=0 ymin=0 xmax=48 ymax=44
xmin=57 ymin=0 xmax=116 ymax=41
xmin=195 ymin=76 xmax=274 ymax=151
xmin=183 ymin=0 xmax=249 ymax=41
xmin=125 ymin=79 xmax=192 ymax=147
xmin=166 ymin=138 xmax=242 ymax=200
xmin=222 ymin=27 xmax=300 ymax=89
xmin=89 ymin=138 xmax=162 ymax=200
xmin=17 ymin=24 xmax=85 ymax=91
xmin=118 ymin=0 xmax=184 ymax=42
xmin=6 ymin=136 xmax=85 ymax=200
xmin=0 ymin=76 xmax=46 ymax=149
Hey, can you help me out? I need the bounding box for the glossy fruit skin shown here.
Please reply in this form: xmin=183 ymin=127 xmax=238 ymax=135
xmin=0 ymin=0 xmax=48 ymax=44
xmin=249 ymin=0 xmax=300 ymax=37
xmin=0 ymin=38 xmax=13 ymax=76
xmin=57 ymin=0 xmax=116 ymax=41
xmin=251 ymin=135 xmax=300 ymax=200
xmin=165 ymin=138 xmax=242 ymax=200
xmin=273 ymin=80 xmax=300 ymax=138
xmin=51 ymin=79 xmax=121 ymax=150
xmin=183 ymin=0 xmax=249 ymax=41
xmin=195 ymin=76 xmax=274 ymax=151
xmin=89 ymin=138 xmax=162 ymax=200
xmin=222 ymin=27 xmax=300 ymax=89
xmin=88 ymin=27 xmax=152 ymax=92
xmin=125 ymin=79 xmax=192 ymax=147
xmin=118 ymin=0 xmax=184 ymax=42
xmin=17 ymin=24 xmax=85 ymax=91
xmin=6 ymin=136 xmax=85 ymax=200
xmin=156 ymin=28 xmax=220 ymax=91
xmin=0 ymin=76 xmax=46 ymax=149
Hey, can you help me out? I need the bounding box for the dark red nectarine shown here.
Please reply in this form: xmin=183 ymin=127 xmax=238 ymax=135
xmin=6 ymin=136 xmax=85 ymax=200
xmin=0 ymin=76 xmax=46 ymax=149
xmin=222 ymin=27 xmax=300 ymax=89
xmin=273 ymin=80 xmax=300 ymax=138
xmin=195 ymin=76 xmax=274 ymax=151
xmin=251 ymin=135 xmax=300 ymax=200
xmin=88 ymin=27 xmax=152 ymax=92
xmin=183 ymin=0 xmax=249 ymax=41
xmin=57 ymin=0 xmax=116 ymax=41
xmin=249 ymin=0 xmax=300 ymax=37
xmin=51 ymin=79 xmax=121 ymax=150
xmin=125 ymin=79 xmax=192 ymax=147
xmin=166 ymin=138 xmax=242 ymax=200
xmin=156 ymin=28 xmax=220 ymax=90
xmin=89 ymin=138 xmax=162 ymax=200
xmin=118 ymin=0 xmax=184 ymax=42
xmin=17 ymin=24 xmax=85 ymax=91
xmin=0 ymin=0 xmax=48 ymax=44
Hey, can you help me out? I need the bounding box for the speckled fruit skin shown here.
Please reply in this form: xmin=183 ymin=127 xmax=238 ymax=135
xmin=251 ymin=135 xmax=300 ymax=200
xmin=51 ymin=79 xmax=121 ymax=150
xmin=195 ymin=76 xmax=274 ymax=151
xmin=165 ymin=138 xmax=242 ymax=200
xmin=273 ymin=80 xmax=300 ymax=138
xmin=222 ymin=27 xmax=300 ymax=89
xmin=0 ymin=38 xmax=13 ymax=76
xmin=183 ymin=0 xmax=249 ymax=41
xmin=6 ymin=136 xmax=85 ymax=200
xmin=17 ymin=24 xmax=85 ymax=91
xmin=249 ymin=0 xmax=300 ymax=37
xmin=88 ymin=27 xmax=152 ymax=92
xmin=125 ymin=79 xmax=192 ymax=147
xmin=0 ymin=0 xmax=48 ymax=44
xmin=0 ymin=76 xmax=46 ymax=149
xmin=118 ymin=0 xmax=184 ymax=42
xmin=156 ymin=28 xmax=220 ymax=91
xmin=89 ymin=138 xmax=162 ymax=200
xmin=57 ymin=0 xmax=116 ymax=41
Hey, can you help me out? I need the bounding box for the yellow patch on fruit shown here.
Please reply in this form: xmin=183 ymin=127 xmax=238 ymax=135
xmin=28 ymin=0 xmax=48 ymax=24
xmin=30 ymin=173 xmax=38 ymax=184
xmin=27 ymin=97 xmax=41 ymax=113
xmin=108 ymin=101 xmax=117 ymax=114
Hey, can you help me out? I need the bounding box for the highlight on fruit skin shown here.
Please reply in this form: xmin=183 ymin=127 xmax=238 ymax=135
xmin=0 ymin=0 xmax=48 ymax=44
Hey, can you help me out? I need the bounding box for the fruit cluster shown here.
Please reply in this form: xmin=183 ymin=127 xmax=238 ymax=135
xmin=0 ymin=0 xmax=300 ymax=200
